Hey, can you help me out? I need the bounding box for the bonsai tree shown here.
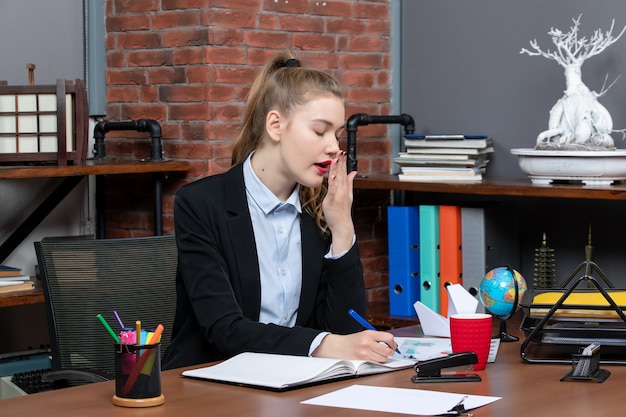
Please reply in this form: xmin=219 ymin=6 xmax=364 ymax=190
xmin=521 ymin=15 xmax=626 ymax=150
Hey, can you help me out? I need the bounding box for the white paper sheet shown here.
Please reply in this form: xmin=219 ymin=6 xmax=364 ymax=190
xmin=301 ymin=384 xmax=501 ymax=416
xmin=394 ymin=337 xmax=500 ymax=363
xmin=414 ymin=284 xmax=479 ymax=337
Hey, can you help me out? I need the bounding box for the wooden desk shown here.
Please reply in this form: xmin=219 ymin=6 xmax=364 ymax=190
xmin=2 ymin=323 xmax=624 ymax=416
xmin=0 ymin=159 xmax=189 ymax=263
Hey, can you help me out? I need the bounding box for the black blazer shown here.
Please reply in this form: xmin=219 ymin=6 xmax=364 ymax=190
xmin=162 ymin=163 xmax=367 ymax=369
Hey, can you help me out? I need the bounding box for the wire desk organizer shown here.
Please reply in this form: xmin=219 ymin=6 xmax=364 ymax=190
xmin=560 ymin=342 xmax=610 ymax=383
xmin=519 ymin=257 xmax=626 ymax=365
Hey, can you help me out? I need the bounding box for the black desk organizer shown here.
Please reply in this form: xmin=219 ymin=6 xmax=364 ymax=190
xmin=519 ymin=259 xmax=626 ymax=365
xmin=560 ymin=345 xmax=610 ymax=383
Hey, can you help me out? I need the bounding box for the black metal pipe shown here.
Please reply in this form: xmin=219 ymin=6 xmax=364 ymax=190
xmin=93 ymin=119 xmax=163 ymax=161
xmin=153 ymin=173 xmax=163 ymax=236
xmin=345 ymin=113 xmax=415 ymax=172
xmin=95 ymin=175 xmax=106 ymax=239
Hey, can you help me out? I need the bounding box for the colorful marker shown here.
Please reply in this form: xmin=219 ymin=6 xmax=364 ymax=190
xmin=113 ymin=310 xmax=125 ymax=329
xmin=96 ymin=314 xmax=120 ymax=343
xmin=135 ymin=320 xmax=142 ymax=346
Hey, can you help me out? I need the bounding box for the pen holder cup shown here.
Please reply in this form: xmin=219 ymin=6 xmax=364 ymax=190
xmin=112 ymin=343 xmax=165 ymax=407
xmin=560 ymin=347 xmax=610 ymax=383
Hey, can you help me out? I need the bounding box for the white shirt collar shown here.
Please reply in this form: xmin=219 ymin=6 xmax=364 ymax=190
xmin=243 ymin=152 xmax=301 ymax=215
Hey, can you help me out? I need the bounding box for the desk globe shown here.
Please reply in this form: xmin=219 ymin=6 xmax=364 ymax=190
xmin=479 ymin=267 xmax=527 ymax=342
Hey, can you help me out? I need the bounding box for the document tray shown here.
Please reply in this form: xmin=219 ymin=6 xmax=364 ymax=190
xmin=520 ymin=274 xmax=626 ymax=365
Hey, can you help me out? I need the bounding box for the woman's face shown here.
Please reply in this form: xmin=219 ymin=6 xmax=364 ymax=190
xmin=277 ymin=95 xmax=345 ymax=188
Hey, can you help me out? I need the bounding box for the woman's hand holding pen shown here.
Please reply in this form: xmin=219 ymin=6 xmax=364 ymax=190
xmin=312 ymin=331 xmax=400 ymax=363
xmin=323 ymin=150 xmax=357 ymax=256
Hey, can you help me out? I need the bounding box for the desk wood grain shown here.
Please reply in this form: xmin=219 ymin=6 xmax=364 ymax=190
xmin=2 ymin=320 xmax=624 ymax=416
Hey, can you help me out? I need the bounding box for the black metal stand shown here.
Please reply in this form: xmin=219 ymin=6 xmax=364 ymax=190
xmin=493 ymin=266 xmax=520 ymax=342
xmin=496 ymin=319 xmax=519 ymax=342
xmin=520 ymin=273 xmax=626 ymax=365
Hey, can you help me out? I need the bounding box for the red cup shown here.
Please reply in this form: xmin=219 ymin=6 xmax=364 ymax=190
xmin=449 ymin=313 xmax=492 ymax=371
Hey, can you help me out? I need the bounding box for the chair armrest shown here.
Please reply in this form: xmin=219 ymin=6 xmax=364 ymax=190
xmin=41 ymin=369 xmax=112 ymax=384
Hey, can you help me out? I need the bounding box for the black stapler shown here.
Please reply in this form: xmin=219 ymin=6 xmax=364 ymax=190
xmin=411 ymin=352 xmax=482 ymax=383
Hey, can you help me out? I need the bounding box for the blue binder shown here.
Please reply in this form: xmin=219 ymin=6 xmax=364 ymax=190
xmin=419 ymin=205 xmax=440 ymax=312
xmin=387 ymin=206 xmax=420 ymax=317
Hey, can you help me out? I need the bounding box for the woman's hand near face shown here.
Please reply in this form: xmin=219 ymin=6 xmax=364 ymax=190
xmin=322 ymin=151 xmax=357 ymax=255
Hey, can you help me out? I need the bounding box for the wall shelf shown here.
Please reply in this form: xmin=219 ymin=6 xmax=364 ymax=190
xmin=0 ymin=159 xmax=190 ymax=263
xmin=354 ymin=175 xmax=626 ymax=323
xmin=354 ymin=175 xmax=626 ymax=201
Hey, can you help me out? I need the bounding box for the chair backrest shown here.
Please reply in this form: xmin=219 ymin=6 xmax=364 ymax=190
xmin=35 ymin=235 xmax=178 ymax=377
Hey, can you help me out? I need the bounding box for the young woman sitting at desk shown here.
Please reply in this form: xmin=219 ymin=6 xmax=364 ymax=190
xmin=162 ymin=50 xmax=398 ymax=370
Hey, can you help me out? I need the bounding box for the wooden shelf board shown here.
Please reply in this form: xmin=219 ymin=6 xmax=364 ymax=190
xmin=0 ymin=159 xmax=190 ymax=179
xmin=354 ymin=174 xmax=626 ymax=201
xmin=0 ymin=284 xmax=44 ymax=309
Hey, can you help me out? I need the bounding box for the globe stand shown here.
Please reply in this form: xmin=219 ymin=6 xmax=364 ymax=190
xmin=492 ymin=267 xmax=520 ymax=343
xmin=495 ymin=317 xmax=519 ymax=342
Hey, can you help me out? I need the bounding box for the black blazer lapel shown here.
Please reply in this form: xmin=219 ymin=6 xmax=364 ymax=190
xmin=298 ymin=213 xmax=329 ymax=324
xmin=224 ymin=164 xmax=262 ymax=320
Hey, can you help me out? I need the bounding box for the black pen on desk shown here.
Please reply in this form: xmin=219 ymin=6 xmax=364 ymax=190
xmin=348 ymin=309 xmax=402 ymax=355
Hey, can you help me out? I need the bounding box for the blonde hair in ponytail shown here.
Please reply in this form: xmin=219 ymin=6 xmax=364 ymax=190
xmin=232 ymin=50 xmax=344 ymax=234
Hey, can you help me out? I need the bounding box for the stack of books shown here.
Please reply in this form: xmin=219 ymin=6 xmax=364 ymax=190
xmin=0 ymin=264 xmax=34 ymax=294
xmin=394 ymin=134 xmax=494 ymax=182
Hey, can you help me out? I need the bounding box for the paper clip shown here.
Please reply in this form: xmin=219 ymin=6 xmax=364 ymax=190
xmin=447 ymin=395 xmax=473 ymax=416
xmin=117 ymin=342 xmax=133 ymax=353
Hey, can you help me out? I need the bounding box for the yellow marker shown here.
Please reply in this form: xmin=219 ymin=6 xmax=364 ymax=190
xmin=135 ymin=320 xmax=141 ymax=345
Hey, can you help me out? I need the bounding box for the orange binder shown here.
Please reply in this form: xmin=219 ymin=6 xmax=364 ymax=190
xmin=438 ymin=205 xmax=462 ymax=317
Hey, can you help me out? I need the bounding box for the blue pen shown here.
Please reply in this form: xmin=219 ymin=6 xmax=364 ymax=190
xmin=348 ymin=309 xmax=402 ymax=355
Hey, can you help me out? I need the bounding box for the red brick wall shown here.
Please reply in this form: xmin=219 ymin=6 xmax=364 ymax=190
xmin=103 ymin=0 xmax=392 ymax=305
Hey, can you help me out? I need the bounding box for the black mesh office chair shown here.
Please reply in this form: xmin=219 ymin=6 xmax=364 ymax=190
xmin=34 ymin=235 xmax=178 ymax=386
